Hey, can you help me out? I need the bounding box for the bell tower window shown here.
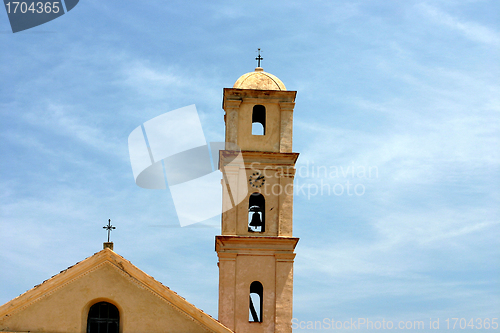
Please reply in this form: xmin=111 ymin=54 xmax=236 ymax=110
xmin=248 ymin=193 xmax=265 ymax=232
xmin=87 ymin=301 xmax=119 ymax=333
xmin=252 ymin=105 xmax=266 ymax=136
xmin=249 ymin=281 xmax=263 ymax=322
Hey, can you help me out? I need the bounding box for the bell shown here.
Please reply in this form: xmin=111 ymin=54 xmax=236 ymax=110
xmin=249 ymin=212 xmax=263 ymax=227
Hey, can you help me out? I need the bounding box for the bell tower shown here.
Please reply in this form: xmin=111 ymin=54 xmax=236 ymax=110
xmin=216 ymin=64 xmax=299 ymax=333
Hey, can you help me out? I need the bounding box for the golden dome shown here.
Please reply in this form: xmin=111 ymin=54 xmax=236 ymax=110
xmin=233 ymin=67 xmax=286 ymax=91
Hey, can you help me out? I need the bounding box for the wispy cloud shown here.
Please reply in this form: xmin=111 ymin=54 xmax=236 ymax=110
xmin=418 ymin=3 xmax=500 ymax=46
xmin=120 ymin=61 xmax=221 ymax=105
xmin=20 ymin=102 xmax=124 ymax=156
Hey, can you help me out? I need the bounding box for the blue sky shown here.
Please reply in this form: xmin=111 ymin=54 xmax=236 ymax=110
xmin=1 ymin=0 xmax=499 ymax=331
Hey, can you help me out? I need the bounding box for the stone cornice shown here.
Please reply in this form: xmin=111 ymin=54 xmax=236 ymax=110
xmin=219 ymin=150 xmax=299 ymax=168
xmin=215 ymin=236 xmax=299 ymax=254
xmin=223 ymin=88 xmax=296 ymax=110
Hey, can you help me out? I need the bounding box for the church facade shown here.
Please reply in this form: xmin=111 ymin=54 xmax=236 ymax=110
xmin=0 ymin=67 xmax=299 ymax=333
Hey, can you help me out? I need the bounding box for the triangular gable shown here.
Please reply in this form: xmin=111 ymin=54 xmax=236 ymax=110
xmin=0 ymin=248 xmax=233 ymax=333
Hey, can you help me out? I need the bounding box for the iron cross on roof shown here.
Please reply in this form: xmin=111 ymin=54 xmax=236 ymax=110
xmin=256 ymin=48 xmax=263 ymax=67
xmin=103 ymin=219 xmax=116 ymax=242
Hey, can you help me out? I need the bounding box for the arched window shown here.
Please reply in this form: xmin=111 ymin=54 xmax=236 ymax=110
xmin=252 ymin=105 xmax=266 ymax=136
xmin=249 ymin=281 xmax=263 ymax=322
xmin=248 ymin=193 xmax=265 ymax=233
xmin=87 ymin=302 xmax=119 ymax=333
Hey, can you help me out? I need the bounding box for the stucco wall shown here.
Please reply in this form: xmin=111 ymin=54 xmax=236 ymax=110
xmin=0 ymin=262 xmax=214 ymax=333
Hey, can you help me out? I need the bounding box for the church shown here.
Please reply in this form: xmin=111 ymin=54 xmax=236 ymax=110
xmin=0 ymin=65 xmax=300 ymax=333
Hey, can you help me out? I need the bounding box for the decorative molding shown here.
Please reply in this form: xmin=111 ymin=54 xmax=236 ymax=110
xmin=279 ymin=102 xmax=295 ymax=112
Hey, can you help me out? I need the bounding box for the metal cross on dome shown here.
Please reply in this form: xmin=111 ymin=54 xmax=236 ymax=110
xmin=103 ymin=219 xmax=116 ymax=242
xmin=256 ymin=48 xmax=263 ymax=67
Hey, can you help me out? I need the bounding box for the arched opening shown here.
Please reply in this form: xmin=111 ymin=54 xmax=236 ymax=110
xmin=87 ymin=301 xmax=119 ymax=333
xmin=249 ymin=281 xmax=263 ymax=322
xmin=252 ymin=105 xmax=266 ymax=136
xmin=248 ymin=193 xmax=265 ymax=233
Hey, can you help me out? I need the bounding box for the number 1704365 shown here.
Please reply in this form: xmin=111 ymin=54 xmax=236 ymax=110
xmin=5 ymin=2 xmax=61 ymax=14
xmin=445 ymin=318 xmax=498 ymax=330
